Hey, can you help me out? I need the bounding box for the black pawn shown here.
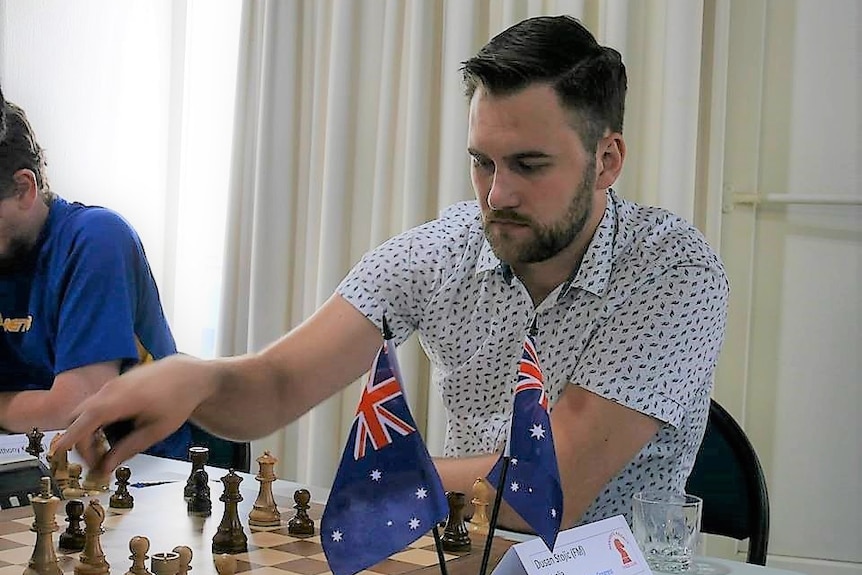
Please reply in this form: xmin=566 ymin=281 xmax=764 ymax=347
xmin=187 ymin=468 xmax=212 ymax=517
xmin=441 ymin=491 xmax=472 ymax=552
xmin=110 ymin=465 xmax=135 ymax=509
xmin=185 ymin=446 xmax=209 ymax=500
xmin=287 ymin=489 xmax=315 ymax=536
xmin=58 ymin=499 xmax=86 ymax=552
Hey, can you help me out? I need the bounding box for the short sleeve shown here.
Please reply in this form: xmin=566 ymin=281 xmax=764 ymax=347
xmin=53 ymin=213 xmax=148 ymax=373
xmin=572 ymin=264 xmax=729 ymax=427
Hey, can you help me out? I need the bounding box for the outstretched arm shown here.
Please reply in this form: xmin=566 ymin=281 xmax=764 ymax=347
xmin=56 ymin=294 xmax=383 ymax=473
xmin=0 ymin=361 xmax=121 ymax=432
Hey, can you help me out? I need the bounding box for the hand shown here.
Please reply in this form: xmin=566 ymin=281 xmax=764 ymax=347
xmin=54 ymin=354 xmax=216 ymax=474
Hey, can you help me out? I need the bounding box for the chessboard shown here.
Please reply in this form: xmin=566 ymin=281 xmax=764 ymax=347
xmin=0 ymin=474 xmax=515 ymax=575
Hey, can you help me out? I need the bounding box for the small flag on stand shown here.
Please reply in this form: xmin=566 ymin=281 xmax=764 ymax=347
xmin=486 ymin=330 xmax=563 ymax=552
xmin=321 ymin=338 xmax=449 ymax=575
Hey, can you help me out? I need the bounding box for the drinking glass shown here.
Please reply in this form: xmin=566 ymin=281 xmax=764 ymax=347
xmin=632 ymin=490 xmax=702 ymax=573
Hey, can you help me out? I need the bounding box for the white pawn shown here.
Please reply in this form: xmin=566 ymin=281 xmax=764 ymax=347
xmin=214 ymin=554 xmax=236 ymax=575
xmin=173 ymin=545 xmax=192 ymax=575
xmin=125 ymin=536 xmax=153 ymax=575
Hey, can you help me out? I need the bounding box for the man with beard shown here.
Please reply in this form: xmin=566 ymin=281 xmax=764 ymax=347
xmin=0 ymin=89 xmax=193 ymax=459
xmin=58 ymin=16 xmax=728 ymax=529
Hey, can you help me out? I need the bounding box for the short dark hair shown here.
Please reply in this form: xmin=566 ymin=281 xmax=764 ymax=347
xmin=461 ymin=15 xmax=627 ymax=152
xmin=0 ymin=84 xmax=6 ymax=142
xmin=0 ymin=99 xmax=51 ymax=199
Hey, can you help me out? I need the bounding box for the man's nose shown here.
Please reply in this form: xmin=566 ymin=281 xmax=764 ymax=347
xmin=486 ymin=169 xmax=518 ymax=211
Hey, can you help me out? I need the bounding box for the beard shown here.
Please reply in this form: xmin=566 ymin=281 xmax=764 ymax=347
xmin=483 ymin=163 xmax=595 ymax=265
xmin=0 ymin=235 xmax=38 ymax=274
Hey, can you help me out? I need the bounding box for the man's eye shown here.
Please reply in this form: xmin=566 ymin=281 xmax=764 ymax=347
xmin=471 ymin=156 xmax=494 ymax=170
xmin=514 ymin=162 xmax=547 ymax=174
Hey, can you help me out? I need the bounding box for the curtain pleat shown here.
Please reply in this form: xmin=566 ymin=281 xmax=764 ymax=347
xmin=220 ymin=0 xmax=709 ymax=487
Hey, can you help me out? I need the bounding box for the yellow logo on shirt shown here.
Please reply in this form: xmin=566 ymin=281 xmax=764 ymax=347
xmin=0 ymin=313 xmax=33 ymax=333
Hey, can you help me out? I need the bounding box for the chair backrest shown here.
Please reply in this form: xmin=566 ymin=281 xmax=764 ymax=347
xmin=685 ymin=399 xmax=770 ymax=565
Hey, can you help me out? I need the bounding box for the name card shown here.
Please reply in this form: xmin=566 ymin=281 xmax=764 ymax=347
xmin=492 ymin=515 xmax=652 ymax=575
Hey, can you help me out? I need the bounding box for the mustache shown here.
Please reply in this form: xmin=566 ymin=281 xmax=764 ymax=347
xmin=486 ymin=209 xmax=532 ymax=225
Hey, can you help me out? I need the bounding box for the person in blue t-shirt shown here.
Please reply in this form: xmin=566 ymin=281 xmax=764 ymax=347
xmin=0 ymin=88 xmax=191 ymax=459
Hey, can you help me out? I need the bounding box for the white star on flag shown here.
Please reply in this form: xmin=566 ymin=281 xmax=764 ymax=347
xmin=331 ymin=530 xmax=343 ymax=542
xmin=530 ymin=423 xmax=546 ymax=439
xmin=370 ymin=469 xmax=382 ymax=481
xmin=409 ymin=517 xmax=421 ymax=530
xmin=510 ymin=481 xmax=520 ymax=492
xmin=416 ymin=487 xmax=427 ymax=499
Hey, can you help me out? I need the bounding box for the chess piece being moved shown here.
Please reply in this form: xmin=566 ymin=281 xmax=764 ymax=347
xmin=441 ymin=491 xmax=472 ymax=553
xmin=468 ymin=477 xmax=491 ymax=535
xmin=82 ymin=431 xmax=110 ymax=492
xmin=150 ymin=551 xmax=179 ymax=575
xmin=64 ymin=463 xmax=87 ymax=498
xmin=187 ymin=469 xmax=211 ymax=517
xmin=173 ymin=545 xmax=193 ymax=575
xmin=59 ymin=499 xmax=87 ymax=553
xmin=48 ymin=433 xmax=71 ymax=490
xmin=211 ymin=470 xmax=248 ymax=554
xmin=110 ymin=466 xmax=135 ymax=509
xmin=126 ymin=536 xmax=153 ymax=575
xmin=248 ymin=451 xmax=280 ymax=527
xmin=23 ymin=476 xmax=62 ymax=575
xmin=74 ymin=499 xmax=110 ymax=575
xmin=287 ymin=489 xmax=315 ymax=536
xmin=184 ymin=446 xmax=209 ymax=500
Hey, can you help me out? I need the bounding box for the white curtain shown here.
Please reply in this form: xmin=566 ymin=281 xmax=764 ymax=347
xmin=219 ymin=0 xmax=712 ymax=487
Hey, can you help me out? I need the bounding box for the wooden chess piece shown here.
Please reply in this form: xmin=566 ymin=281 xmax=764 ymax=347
xmin=173 ymin=545 xmax=193 ymax=575
xmin=110 ymin=466 xmax=135 ymax=509
xmin=468 ymin=477 xmax=491 ymax=535
xmin=211 ymin=470 xmax=248 ymax=554
xmin=248 ymin=451 xmax=281 ymax=527
xmin=64 ymin=463 xmax=87 ymax=498
xmin=214 ymin=554 xmax=236 ymax=575
xmin=59 ymin=499 xmax=87 ymax=553
xmin=441 ymin=491 xmax=472 ymax=553
xmin=184 ymin=446 xmax=209 ymax=501
xmin=187 ymin=468 xmax=212 ymax=517
xmin=74 ymin=499 xmax=110 ymax=575
xmin=25 ymin=427 xmax=45 ymax=459
xmin=150 ymin=551 xmax=179 ymax=575
xmin=287 ymin=489 xmax=315 ymax=536
xmin=82 ymin=430 xmax=110 ymax=492
xmin=48 ymin=433 xmax=71 ymax=490
xmin=23 ymin=476 xmax=62 ymax=575
xmin=125 ymin=536 xmax=153 ymax=575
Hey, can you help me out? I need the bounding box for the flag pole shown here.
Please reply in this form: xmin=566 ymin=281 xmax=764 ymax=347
xmin=478 ymin=454 xmax=510 ymax=575
xmin=382 ymin=314 xmax=449 ymax=575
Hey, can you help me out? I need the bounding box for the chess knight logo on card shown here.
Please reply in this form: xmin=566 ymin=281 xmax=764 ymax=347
xmin=608 ymin=531 xmax=636 ymax=568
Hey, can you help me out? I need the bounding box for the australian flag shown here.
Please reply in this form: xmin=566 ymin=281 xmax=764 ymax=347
xmin=487 ymin=332 xmax=563 ymax=551
xmin=321 ymin=340 xmax=449 ymax=575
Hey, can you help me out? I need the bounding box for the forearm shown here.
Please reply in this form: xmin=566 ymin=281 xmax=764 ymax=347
xmin=434 ymin=453 xmax=533 ymax=533
xmin=0 ymin=390 xmax=74 ymax=432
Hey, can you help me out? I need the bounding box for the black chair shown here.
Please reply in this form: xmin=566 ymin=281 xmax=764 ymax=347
xmin=685 ymin=399 xmax=770 ymax=565
xmin=189 ymin=425 xmax=251 ymax=473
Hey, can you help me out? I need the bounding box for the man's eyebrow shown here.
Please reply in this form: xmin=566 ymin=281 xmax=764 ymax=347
xmin=466 ymin=148 xmax=552 ymax=160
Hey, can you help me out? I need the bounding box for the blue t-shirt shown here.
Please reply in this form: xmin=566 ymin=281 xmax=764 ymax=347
xmin=0 ymin=197 xmax=191 ymax=458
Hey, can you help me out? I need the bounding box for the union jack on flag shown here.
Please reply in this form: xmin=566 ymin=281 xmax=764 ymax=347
xmin=321 ymin=339 xmax=448 ymax=575
xmin=488 ymin=331 xmax=563 ymax=551
xmin=353 ymin=350 xmax=415 ymax=460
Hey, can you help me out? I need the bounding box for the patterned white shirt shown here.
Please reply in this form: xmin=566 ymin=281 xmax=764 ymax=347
xmin=337 ymin=189 xmax=729 ymax=524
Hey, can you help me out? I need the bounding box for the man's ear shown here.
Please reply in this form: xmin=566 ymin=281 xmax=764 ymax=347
xmin=11 ymin=169 xmax=39 ymax=209
xmin=595 ymin=133 xmax=625 ymax=190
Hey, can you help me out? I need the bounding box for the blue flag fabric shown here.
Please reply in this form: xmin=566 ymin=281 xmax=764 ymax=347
xmin=487 ymin=333 xmax=563 ymax=551
xmin=321 ymin=341 xmax=449 ymax=575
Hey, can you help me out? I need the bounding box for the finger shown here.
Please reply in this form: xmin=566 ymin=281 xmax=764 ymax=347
xmin=96 ymin=422 xmax=182 ymax=475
